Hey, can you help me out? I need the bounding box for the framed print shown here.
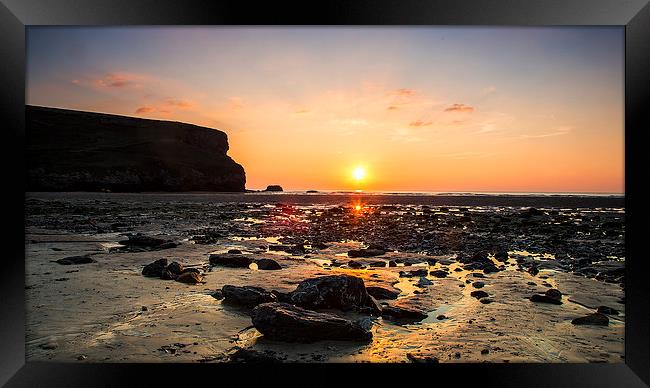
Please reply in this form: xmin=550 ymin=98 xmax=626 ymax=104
xmin=1 ymin=0 xmax=649 ymax=386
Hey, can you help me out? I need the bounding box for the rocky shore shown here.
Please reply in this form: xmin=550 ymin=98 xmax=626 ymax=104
xmin=25 ymin=192 xmax=625 ymax=363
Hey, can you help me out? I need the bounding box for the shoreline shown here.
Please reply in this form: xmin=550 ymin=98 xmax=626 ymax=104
xmin=26 ymin=192 xmax=625 ymax=208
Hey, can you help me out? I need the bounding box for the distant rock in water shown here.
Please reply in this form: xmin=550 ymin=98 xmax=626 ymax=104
xmin=26 ymin=105 xmax=246 ymax=192
xmin=264 ymin=185 xmax=283 ymax=192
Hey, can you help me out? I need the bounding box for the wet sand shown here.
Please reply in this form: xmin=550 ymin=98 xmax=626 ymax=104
xmin=25 ymin=192 xmax=625 ymax=363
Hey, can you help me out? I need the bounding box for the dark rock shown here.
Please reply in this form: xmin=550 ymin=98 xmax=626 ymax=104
xmin=222 ymin=285 xmax=277 ymax=307
xmin=55 ymin=255 xmax=95 ymax=265
xmin=472 ymin=281 xmax=485 ymax=289
xmin=142 ymin=259 xmax=168 ymax=277
xmin=530 ymin=294 xmax=562 ymax=305
xmin=160 ymin=269 xmax=178 ymax=280
xmin=381 ymin=305 xmax=428 ymax=321
xmin=229 ymin=348 xmax=283 ymax=363
xmin=399 ymin=269 xmax=428 ymax=278
xmin=166 ymin=261 xmax=184 ymax=275
xmin=119 ymin=235 xmax=165 ymax=247
xmin=480 ymin=298 xmax=494 ymax=304
xmin=176 ymin=272 xmax=204 ymax=284
xmin=211 ymin=290 xmax=224 ymax=300
xmin=368 ymin=260 xmax=387 ymax=267
xmin=289 ymin=275 xmax=380 ymax=314
xmin=228 ymin=249 xmax=243 ymax=254
xmin=429 ymin=269 xmax=448 ymax=278
xmin=271 ymin=290 xmax=292 ymax=303
xmin=470 ymin=290 xmax=489 ymax=300
xmin=209 ymin=253 xmax=253 ymax=268
xmin=366 ymin=286 xmax=400 ymax=300
xmin=264 ymin=185 xmax=283 ymax=192
xmin=494 ymin=250 xmax=509 ymax=261
xmin=481 ymin=349 xmax=490 ymax=355
xmin=388 ymin=260 xmax=397 ymax=267
xmin=348 ymin=248 xmax=386 ymax=258
xmin=596 ymin=306 xmax=619 ymax=315
xmin=182 ymin=268 xmax=201 ymax=274
xmin=571 ymin=313 xmax=609 ymax=326
xmin=406 ymin=353 xmax=438 ymax=363
xmin=256 ymin=258 xmax=282 ymax=270
xmin=251 ymin=302 xmax=372 ymax=342
xmin=348 ymin=260 xmax=366 ymax=269
xmin=545 ymin=289 xmax=562 ymax=301
xmin=417 ymin=277 xmax=433 ymax=287
xmin=26 ymin=105 xmax=246 ymax=192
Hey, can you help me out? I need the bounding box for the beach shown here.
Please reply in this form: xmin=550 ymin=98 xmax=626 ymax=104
xmin=25 ymin=192 xmax=625 ymax=363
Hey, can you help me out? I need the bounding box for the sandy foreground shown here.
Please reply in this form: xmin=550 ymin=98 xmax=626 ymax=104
xmin=25 ymin=193 xmax=624 ymax=363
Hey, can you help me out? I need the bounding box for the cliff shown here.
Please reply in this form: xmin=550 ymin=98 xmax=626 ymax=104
xmin=26 ymin=105 xmax=246 ymax=192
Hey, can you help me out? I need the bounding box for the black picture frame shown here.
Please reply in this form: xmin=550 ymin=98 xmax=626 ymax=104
xmin=1 ymin=0 xmax=649 ymax=386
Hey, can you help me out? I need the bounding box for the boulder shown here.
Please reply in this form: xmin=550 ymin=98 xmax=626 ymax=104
xmin=166 ymin=261 xmax=184 ymax=275
xmin=429 ymin=269 xmax=448 ymax=278
xmin=366 ymin=286 xmax=400 ymax=300
xmin=209 ymin=253 xmax=253 ymax=268
xmin=348 ymin=248 xmax=386 ymax=258
xmin=55 ymin=255 xmax=96 ymax=265
xmin=596 ymin=306 xmax=619 ymax=315
xmin=251 ymin=302 xmax=372 ymax=342
xmin=381 ymin=305 xmax=428 ymax=321
xmin=119 ymin=235 xmax=165 ymax=247
xmin=256 ymin=258 xmax=282 ymax=270
xmin=176 ymin=272 xmax=203 ymax=284
xmin=470 ymin=290 xmax=489 ymax=300
xmin=571 ymin=313 xmax=609 ymax=326
xmin=530 ymin=289 xmax=563 ymax=305
xmin=264 ymin=185 xmax=283 ymax=192
xmin=142 ymin=259 xmax=168 ymax=277
xmin=289 ymin=275 xmax=380 ymax=314
xmin=348 ymin=260 xmax=366 ymax=269
xmin=222 ymin=285 xmax=277 ymax=307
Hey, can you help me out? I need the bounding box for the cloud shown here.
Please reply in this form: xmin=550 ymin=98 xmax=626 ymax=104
xmin=521 ymin=126 xmax=572 ymax=139
xmin=444 ymin=103 xmax=475 ymax=113
xmin=294 ymin=109 xmax=310 ymax=114
xmin=164 ymin=99 xmax=193 ymax=109
xmin=482 ymin=86 xmax=497 ymax=95
xmin=135 ymin=106 xmax=154 ymax=114
xmin=392 ymin=88 xmax=417 ymax=97
xmin=387 ymin=106 xmax=399 ymax=110
xmin=409 ymin=120 xmax=433 ymax=127
xmin=93 ymin=72 xmax=143 ymax=88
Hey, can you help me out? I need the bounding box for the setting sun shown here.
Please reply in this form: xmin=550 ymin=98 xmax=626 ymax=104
xmin=352 ymin=166 xmax=366 ymax=181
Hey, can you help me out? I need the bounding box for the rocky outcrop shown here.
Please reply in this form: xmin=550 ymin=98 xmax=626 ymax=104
xmin=289 ymin=275 xmax=381 ymax=314
xmin=26 ymin=105 xmax=246 ymax=192
xmin=251 ymin=302 xmax=373 ymax=342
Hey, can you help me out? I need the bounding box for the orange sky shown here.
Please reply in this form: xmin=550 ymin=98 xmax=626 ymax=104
xmin=27 ymin=27 xmax=624 ymax=193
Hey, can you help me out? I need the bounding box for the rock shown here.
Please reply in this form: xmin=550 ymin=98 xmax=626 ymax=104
xmin=494 ymin=250 xmax=509 ymax=261
xmin=141 ymin=306 xmax=148 ymax=311
xmin=529 ymin=294 xmax=562 ymax=305
xmin=348 ymin=248 xmax=386 ymax=258
xmin=55 ymin=255 xmax=95 ymax=265
xmin=40 ymin=342 xmax=58 ymax=350
xmin=251 ymin=302 xmax=372 ymax=342
xmin=119 ymin=235 xmax=165 ymax=247
xmin=142 ymin=259 xmax=168 ymax=277
xmin=530 ymin=289 xmax=563 ymax=305
xmin=481 ymin=349 xmax=490 ymax=355
xmin=429 ymin=270 xmax=448 ymax=278
xmin=366 ymin=286 xmax=400 ymax=300
xmin=158 ymin=242 xmax=179 ymax=250
xmin=229 ymin=348 xmax=283 ymax=363
xmin=417 ymin=277 xmax=433 ymax=287
xmin=77 ymin=355 xmax=87 ymax=361
xmin=222 ymin=285 xmax=277 ymax=307
xmin=264 ymin=185 xmax=283 ymax=192
xmin=470 ymin=290 xmax=489 ymax=300
xmin=399 ymin=269 xmax=428 ymax=278
xmin=381 ymin=305 xmax=428 ymax=321
xmin=437 ymin=315 xmax=446 ymax=320
xmin=160 ymin=269 xmax=178 ymax=280
xmin=210 ymin=290 xmax=224 ymax=300
xmin=472 ymin=281 xmax=485 ymax=289
xmin=406 ymin=353 xmax=439 ymax=363
xmin=480 ymin=298 xmax=494 ymax=304
xmin=596 ymin=306 xmax=619 ymax=315
xmin=368 ymin=260 xmax=387 ymax=267
xmin=256 ymin=258 xmax=282 ymax=270
xmin=175 ymin=272 xmax=203 ymax=284
xmin=228 ymin=249 xmax=243 ymax=254
xmin=166 ymin=261 xmax=184 ymax=275
xmin=388 ymin=260 xmax=397 ymax=267
xmin=571 ymin=313 xmax=609 ymax=326
xmin=209 ymin=253 xmax=253 ymax=268
xmin=182 ymin=268 xmax=201 ymax=275
xmin=289 ymin=275 xmax=380 ymax=314
xmin=348 ymin=260 xmax=366 ymax=269
xmin=26 ymin=105 xmax=246 ymax=192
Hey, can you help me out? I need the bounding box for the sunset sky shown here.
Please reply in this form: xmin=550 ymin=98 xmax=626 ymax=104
xmin=26 ymin=27 xmax=624 ymax=193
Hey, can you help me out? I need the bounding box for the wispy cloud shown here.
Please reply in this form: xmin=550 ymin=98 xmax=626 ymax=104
xmin=444 ymin=103 xmax=475 ymax=113
xmin=135 ymin=106 xmax=154 ymax=114
xmin=521 ymin=126 xmax=572 ymax=139
xmin=92 ymin=72 xmax=145 ymax=88
xmin=409 ymin=120 xmax=433 ymax=127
